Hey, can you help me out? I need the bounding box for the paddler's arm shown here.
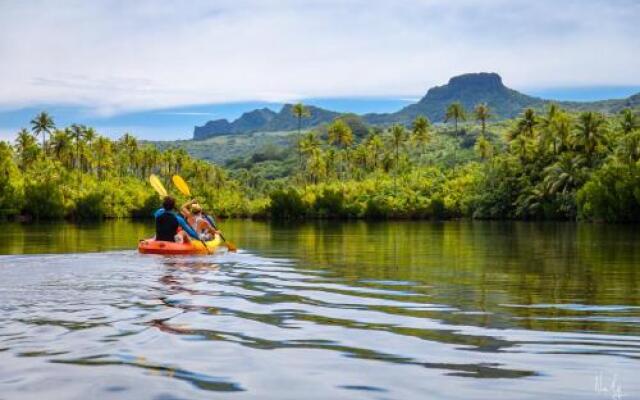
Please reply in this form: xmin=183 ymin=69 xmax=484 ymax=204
xmin=176 ymin=214 xmax=199 ymax=239
xmin=199 ymin=217 xmax=219 ymax=235
xmin=180 ymin=199 xmax=197 ymax=219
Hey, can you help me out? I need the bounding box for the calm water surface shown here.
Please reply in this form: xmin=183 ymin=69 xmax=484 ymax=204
xmin=0 ymin=220 xmax=638 ymax=399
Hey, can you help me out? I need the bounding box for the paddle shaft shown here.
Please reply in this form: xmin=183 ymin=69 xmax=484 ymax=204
xmin=205 ymin=214 xmax=228 ymax=242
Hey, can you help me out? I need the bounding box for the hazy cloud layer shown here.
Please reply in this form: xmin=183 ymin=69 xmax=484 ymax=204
xmin=1 ymin=0 xmax=638 ymax=115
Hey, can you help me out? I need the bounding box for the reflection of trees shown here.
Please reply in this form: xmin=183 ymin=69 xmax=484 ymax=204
xmin=0 ymin=220 xmax=151 ymax=254
xmin=223 ymin=219 xmax=640 ymax=334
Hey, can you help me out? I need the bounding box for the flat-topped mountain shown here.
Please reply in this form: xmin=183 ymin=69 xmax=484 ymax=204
xmin=364 ymin=72 xmax=545 ymax=125
xmin=193 ymin=73 xmax=640 ymax=139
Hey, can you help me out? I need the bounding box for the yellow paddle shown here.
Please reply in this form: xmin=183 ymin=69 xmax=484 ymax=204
xmin=149 ymin=175 xmax=211 ymax=255
xmin=172 ymin=175 xmax=238 ymax=252
xmin=149 ymin=174 xmax=168 ymax=198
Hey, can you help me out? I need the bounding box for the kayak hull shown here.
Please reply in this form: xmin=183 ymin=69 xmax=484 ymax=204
xmin=138 ymin=235 xmax=222 ymax=255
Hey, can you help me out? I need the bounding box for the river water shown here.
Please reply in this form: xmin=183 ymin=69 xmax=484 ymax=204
xmin=0 ymin=220 xmax=638 ymax=399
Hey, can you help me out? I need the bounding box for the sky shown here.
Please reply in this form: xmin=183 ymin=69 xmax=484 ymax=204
xmin=1 ymin=0 xmax=639 ymax=140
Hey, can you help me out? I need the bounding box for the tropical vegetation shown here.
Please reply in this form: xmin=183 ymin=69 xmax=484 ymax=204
xmin=0 ymin=112 xmax=249 ymax=220
xmin=1 ymin=104 xmax=639 ymax=222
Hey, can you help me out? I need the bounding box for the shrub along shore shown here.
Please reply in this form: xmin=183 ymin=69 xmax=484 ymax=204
xmin=1 ymin=104 xmax=639 ymax=222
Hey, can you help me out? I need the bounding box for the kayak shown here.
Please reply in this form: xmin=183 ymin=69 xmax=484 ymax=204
xmin=138 ymin=235 xmax=223 ymax=255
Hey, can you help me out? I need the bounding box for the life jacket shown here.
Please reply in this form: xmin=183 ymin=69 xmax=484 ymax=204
xmin=155 ymin=211 xmax=180 ymax=242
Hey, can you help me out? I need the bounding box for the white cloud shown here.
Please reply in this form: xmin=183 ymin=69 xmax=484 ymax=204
xmin=0 ymin=0 xmax=638 ymax=115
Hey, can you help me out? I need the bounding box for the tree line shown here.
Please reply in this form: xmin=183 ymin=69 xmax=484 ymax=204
xmin=1 ymin=102 xmax=639 ymax=222
xmin=0 ymin=112 xmax=245 ymax=220
xmin=268 ymin=101 xmax=639 ymax=221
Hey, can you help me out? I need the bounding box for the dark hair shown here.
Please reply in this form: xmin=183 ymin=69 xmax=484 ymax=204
xmin=162 ymin=196 xmax=176 ymax=211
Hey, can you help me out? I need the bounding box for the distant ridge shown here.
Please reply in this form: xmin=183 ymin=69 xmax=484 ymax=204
xmin=193 ymin=73 xmax=640 ymax=139
xmin=194 ymin=105 xmax=340 ymax=140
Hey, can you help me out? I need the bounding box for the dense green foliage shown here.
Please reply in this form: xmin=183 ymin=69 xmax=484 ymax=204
xmin=0 ymin=113 xmax=249 ymax=220
xmin=3 ymin=105 xmax=639 ymax=222
xmin=223 ymin=104 xmax=639 ymax=222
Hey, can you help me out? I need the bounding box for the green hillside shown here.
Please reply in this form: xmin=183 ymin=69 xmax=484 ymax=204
xmin=149 ymin=130 xmax=300 ymax=165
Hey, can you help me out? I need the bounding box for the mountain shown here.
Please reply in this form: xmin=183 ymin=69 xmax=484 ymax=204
xmin=193 ymin=73 xmax=640 ymax=139
xmin=194 ymin=108 xmax=276 ymax=139
xmin=194 ymin=105 xmax=340 ymax=140
xmin=363 ymin=72 xmax=545 ymax=125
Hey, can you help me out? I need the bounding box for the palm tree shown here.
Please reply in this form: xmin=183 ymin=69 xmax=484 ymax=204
xmin=79 ymin=127 xmax=96 ymax=173
xmin=365 ymin=132 xmax=384 ymax=170
xmin=94 ymin=136 xmax=112 ymax=178
xmin=550 ymin=111 xmax=572 ymax=153
xmin=542 ymin=103 xmax=559 ymax=127
xmin=69 ymin=124 xmax=85 ymax=169
xmin=50 ymin=129 xmax=73 ymax=167
xmin=352 ymin=144 xmax=369 ymax=174
xmin=616 ymin=130 xmax=640 ymax=163
xmin=474 ymin=135 xmax=493 ymax=160
xmin=510 ymin=135 xmax=533 ymax=162
xmin=296 ymin=131 xmax=321 ymax=185
xmin=411 ymin=116 xmax=431 ymax=159
xmin=542 ymin=153 xmax=587 ymax=195
xmin=299 ymin=131 xmax=321 ymax=157
xmin=325 ymin=148 xmax=337 ymax=179
xmin=389 ymin=124 xmax=407 ymax=172
xmin=445 ymin=102 xmax=466 ymax=135
xmin=474 ymin=103 xmax=491 ymax=137
xmin=327 ymin=119 xmax=353 ymax=178
xmin=30 ymin=112 xmax=55 ymax=155
xmin=291 ymin=103 xmax=310 ymax=165
xmin=512 ymin=108 xmax=538 ymax=140
xmin=539 ymin=104 xmax=559 ymax=153
xmin=161 ymin=149 xmax=174 ymax=176
xmin=620 ymin=109 xmax=638 ymax=134
xmin=173 ymin=148 xmax=189 ymax=176
xmin=14 ymin=128 xmax=39 ymax=170
xmin=139 ymin=145 xmax=159 ymax=178
xmin=574 ymin=111 xmax=607 ymax=165
xmin=83 ymin=127 xmax=96 ymax=144
xmin=120 ymin=133 xmax=138 ymax=175
xmin=306 ymin=149 xmax=326 ymax=184
xmin=515 ymin=185 xmax=546 ymax=218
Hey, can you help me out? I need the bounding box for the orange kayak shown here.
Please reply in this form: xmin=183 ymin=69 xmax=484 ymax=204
xmin=138 ymin=235 xmax=222 ymax=255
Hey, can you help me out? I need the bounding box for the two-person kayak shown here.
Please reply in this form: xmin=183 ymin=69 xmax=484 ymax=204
xmin=141 ymin=174 xmax=237 ymax=255
xmin=138 ymin=234 xmax=223 ymax=255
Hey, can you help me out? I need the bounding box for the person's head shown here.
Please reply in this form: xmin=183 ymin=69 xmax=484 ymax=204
xmin=162 ymin=196 xmax=176 ymax=211
xmin=191 ymin=203 xmax=202 ymax=215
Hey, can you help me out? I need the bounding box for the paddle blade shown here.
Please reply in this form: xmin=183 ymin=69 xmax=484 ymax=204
xmin=225 ymin=241 xmax=238 ymax=252
xmin=149 ymin=175 xmax=168 ymax=197
xmin=172 ymin=175 xmax=191 ymax=197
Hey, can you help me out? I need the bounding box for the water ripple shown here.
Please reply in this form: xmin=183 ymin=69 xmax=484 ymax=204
xmin=0 ymin=250 xmax=639 ymax=399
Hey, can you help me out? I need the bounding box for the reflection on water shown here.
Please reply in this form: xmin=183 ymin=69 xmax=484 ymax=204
xmin=0 ymin=220 xmax=639 ymax=399
xmin=0 ymin=220 xmax=150 ymax=254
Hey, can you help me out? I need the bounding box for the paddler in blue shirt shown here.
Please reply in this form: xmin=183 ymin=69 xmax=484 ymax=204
xmin=154 ymin=196 xmax=199 ymax=243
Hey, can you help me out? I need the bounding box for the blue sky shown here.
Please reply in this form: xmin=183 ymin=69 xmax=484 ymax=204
xmin=0 ymin=98 xmax=420 ymax=140
xmin=1 ymin=0 xmax=639 ymax=140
